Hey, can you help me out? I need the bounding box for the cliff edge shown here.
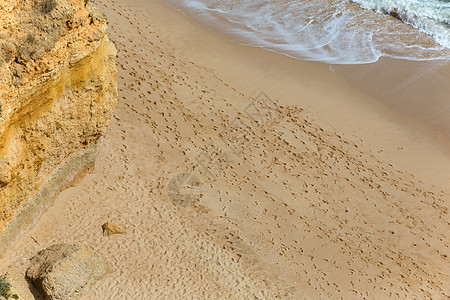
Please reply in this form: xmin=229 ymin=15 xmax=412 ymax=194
xmin=0 ymin=0 xmax=118 ymax=254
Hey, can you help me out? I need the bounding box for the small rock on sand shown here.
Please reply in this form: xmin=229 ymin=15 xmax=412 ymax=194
xmin=102 ymin=222 xmax=126 ymax=236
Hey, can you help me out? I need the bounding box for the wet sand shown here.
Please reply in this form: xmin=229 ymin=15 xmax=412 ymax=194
xmin=334 ymin=58 xmax=450 ymax=139
xmin=1 ymin=0 xmax=449 ymax=299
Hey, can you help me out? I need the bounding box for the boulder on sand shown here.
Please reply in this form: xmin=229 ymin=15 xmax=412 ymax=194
xmin=26 ymin=244 xmax=110 ymax=300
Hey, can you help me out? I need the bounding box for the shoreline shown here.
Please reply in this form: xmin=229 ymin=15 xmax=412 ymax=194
xmin=165 ymin=0 xmax=450 ymax=63
xmin=165 ymin=0 xmax=450 ymax=141
xmin=1 ymin=0 xmax=449 ymax=298
xmin=158 ymin=3 xmax=450 ymax=186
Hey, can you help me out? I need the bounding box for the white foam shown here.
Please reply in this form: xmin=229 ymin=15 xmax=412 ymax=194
xmin=352 ymin=0 xmax=450 ymax=48
xmin=165 ymin=0 xmax=450 ymax=64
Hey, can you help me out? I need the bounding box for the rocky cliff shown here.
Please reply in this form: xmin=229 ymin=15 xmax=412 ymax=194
xmin=0 ymin=0 xmax=117 ymax=254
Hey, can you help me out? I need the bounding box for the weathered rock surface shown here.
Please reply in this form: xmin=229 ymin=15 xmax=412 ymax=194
xmin=26 ymin=244 xmax=110 ymax=300
xmin=0 ymin=0 xmax=118 ymax=254
xmin=102 ymin=222 xmax=126 ymax=236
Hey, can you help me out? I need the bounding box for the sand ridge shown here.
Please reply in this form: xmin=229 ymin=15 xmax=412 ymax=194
xmin=1 ymin=0 xmax=449 ymax=299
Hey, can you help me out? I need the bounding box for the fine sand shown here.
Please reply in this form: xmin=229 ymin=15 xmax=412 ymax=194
xmin=2 ymin=0 xmax=450 ymax=299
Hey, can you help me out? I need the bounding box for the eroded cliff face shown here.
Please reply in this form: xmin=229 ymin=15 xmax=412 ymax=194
xmin=0 ymin=0 xmax=118 ymax=253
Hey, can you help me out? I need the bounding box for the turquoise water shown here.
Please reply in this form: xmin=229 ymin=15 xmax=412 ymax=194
xmin=166 ymin=0 xmax=450 ymax=64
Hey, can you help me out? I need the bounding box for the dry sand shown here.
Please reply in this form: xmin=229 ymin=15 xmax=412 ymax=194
xmin=2 ymin=0 xmax=450 ymax=299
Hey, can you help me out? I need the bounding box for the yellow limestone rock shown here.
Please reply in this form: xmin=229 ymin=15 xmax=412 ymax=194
xmin=0 ymin=0 xmax=118 ymax=254
xmin=26 ymin=243 xmax=110 ymax=300
xmin=102 ymin=222 xmax=126 ymax=236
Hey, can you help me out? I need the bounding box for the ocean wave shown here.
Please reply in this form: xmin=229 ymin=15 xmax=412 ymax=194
xmin=351 ymin=0 xmax=450 ymax=48
xmin=166 ymin=0 xmax=450 ymax=64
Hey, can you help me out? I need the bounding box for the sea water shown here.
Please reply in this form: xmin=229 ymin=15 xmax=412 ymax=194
xmin=165 ymin=0 xmax=450 ymax=64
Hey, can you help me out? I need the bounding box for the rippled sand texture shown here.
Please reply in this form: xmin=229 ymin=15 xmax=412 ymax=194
xmin=1 ymin=0 xmax=449 ymax=299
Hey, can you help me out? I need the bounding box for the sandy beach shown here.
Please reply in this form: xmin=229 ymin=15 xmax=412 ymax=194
xmin=2 ymin=0 xmax=449 ymax=299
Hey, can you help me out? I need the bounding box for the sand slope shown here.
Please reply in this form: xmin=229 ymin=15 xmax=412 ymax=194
xmin=1 ymin=0 xmax=449 ymax=299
